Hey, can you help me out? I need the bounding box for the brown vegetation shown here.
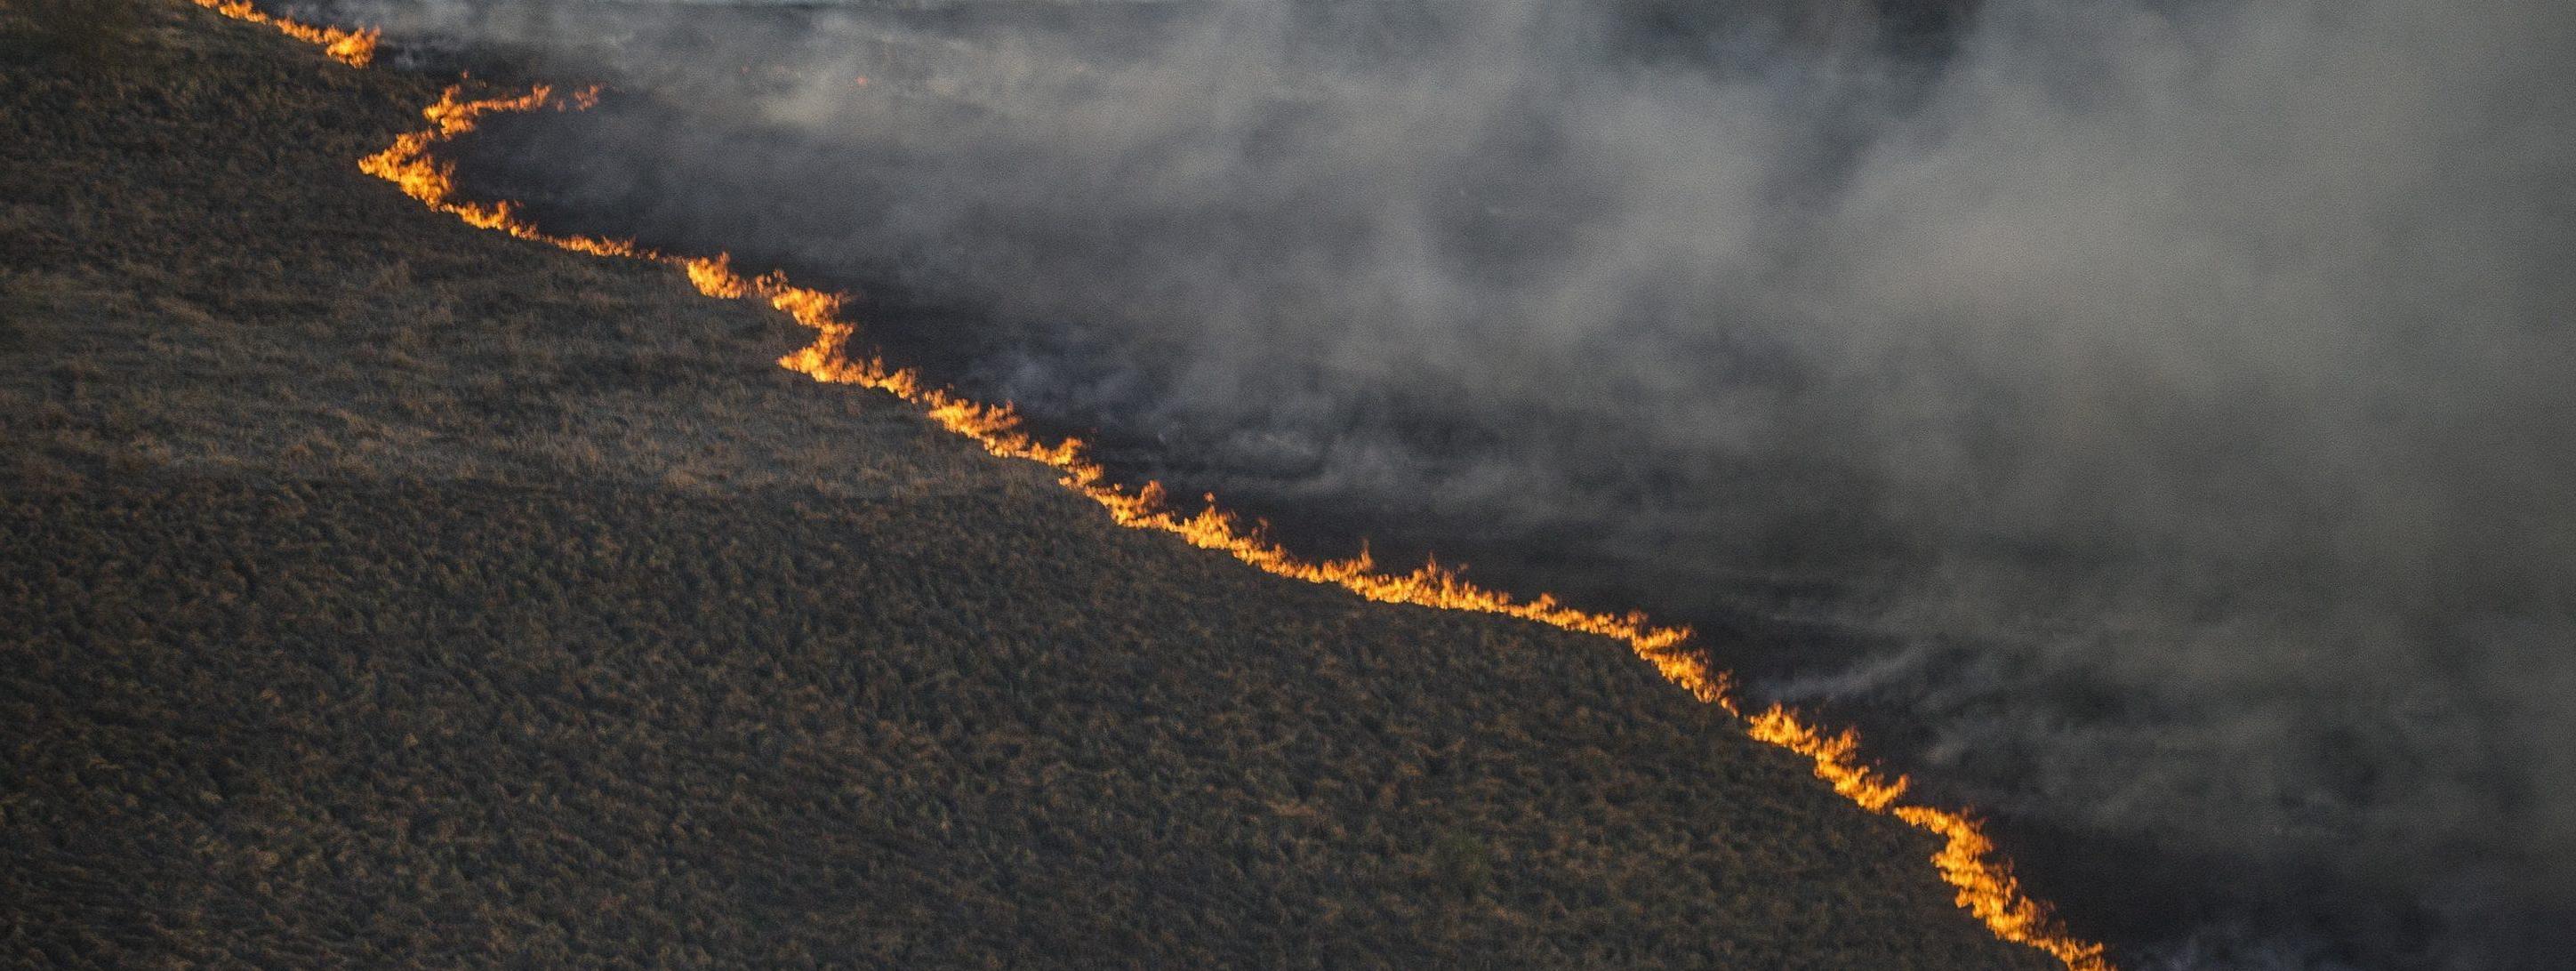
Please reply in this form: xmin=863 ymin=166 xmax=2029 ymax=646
xmin=0 ymin=4 xmax=2058 ymax=967
xmin=4 ymin=0 xmax=143 ymax=71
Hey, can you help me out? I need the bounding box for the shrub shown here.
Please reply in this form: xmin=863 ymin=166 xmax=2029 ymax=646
xmin=10 ymin=0 xmax=144 ymax=70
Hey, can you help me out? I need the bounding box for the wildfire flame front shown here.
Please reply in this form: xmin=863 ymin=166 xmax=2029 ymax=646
xmin=197 ymin=5 xmax=2113 ymax=969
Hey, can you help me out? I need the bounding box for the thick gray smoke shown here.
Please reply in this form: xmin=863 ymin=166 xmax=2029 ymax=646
xmin=301 ymin=0 xmax=2576 ymax=966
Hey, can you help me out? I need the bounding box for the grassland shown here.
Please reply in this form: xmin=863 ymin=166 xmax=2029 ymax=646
xmin=0 ymin=3 xmax=2058 ymax=967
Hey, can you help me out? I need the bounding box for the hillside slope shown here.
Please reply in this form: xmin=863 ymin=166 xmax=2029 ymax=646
xmin=0 ymin=4 xmax=2058 ymax=967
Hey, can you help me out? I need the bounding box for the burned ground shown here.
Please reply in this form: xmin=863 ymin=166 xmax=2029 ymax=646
xmin=0 ymin=4 xmax=2057 ymax=967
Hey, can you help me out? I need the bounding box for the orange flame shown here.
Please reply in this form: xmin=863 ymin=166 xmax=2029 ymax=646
xmin=189 ymin=0 xmax=377 ymax=67
xmin=197 ymin=4 xmax=2112 ymax=968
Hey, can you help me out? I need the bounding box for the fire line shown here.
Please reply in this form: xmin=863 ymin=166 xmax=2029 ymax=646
xmin=189 ymin=3 xmax=2112 ymax=967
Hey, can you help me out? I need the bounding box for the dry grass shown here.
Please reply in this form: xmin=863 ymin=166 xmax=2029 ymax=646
xmin=0 ymin=3 xmax=2059 ymax=967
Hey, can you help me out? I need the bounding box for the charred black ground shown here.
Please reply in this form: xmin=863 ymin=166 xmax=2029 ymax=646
xmin=395 ymin=3 xmax=2576 ymax=968
xmin=0 ymin=4 xmax=2062 ymax=967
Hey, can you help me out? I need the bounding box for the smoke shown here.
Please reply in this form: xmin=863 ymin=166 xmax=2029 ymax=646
xmin=301 ymin=0 xmax=2576 ymax=965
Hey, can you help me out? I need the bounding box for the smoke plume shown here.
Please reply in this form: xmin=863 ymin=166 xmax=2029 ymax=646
xmin=299 ymin=0 xmax=2576 ymax=965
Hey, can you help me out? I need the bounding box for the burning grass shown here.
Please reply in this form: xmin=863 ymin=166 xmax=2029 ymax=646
xmin=362 ymin=65 xmax=2108 ymax=971
xmin=0 ymin=2 xmax=2094 ymax=967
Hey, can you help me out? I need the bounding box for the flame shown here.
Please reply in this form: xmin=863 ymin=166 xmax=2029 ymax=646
xmin=356 ymin=84 xmax=630 ymax=255
xmin=189 ymin=0 xmax=377 ymax=67
xmin=195 ymin=4 xmax=2112 ymax=968
xmin=1743 ymin=705 xmax=2107 ymax=967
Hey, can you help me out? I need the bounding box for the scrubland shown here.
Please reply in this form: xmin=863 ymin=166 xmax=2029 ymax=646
xmin=0 ymin=4 xmax=2054 ymax=967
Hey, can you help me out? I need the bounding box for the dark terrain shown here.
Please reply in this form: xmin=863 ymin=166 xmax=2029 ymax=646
xmin=408 ymin=4 xmax=2576 ymax=966
xmin=0 ymin=4 xmax=2060 ymax=967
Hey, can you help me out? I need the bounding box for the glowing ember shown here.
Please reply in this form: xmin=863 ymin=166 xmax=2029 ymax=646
xmin=200 ymin=4 xmax=2113 ymax=968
